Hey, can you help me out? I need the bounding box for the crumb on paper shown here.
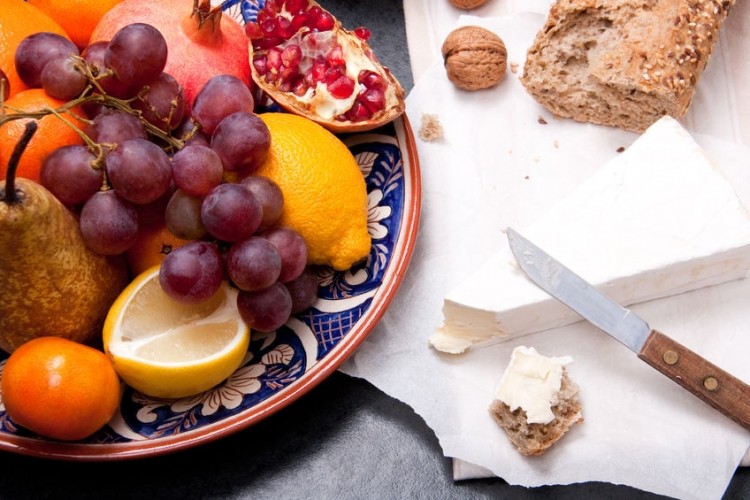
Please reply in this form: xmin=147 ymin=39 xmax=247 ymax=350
xmin=553 ymin=139 xmax=560 ymax=149
xmin=510 ymin=62 xmax=519 ymax=74
xmin=616 ymin=146 xmax=626 ymax=153
xmin=419 ymin=113 xmax=444 ymax=142
xmin=538 ymin=116 xmax=548 ymax=125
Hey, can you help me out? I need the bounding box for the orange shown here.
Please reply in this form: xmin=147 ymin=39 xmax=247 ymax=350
xmin=0 ymin=0 xmax=71 ymax=98
xmin=28 ymin=0 xmax=124 ymax=50
xmin=1 ymin=336 xmax=121 ymax=441
xmin=255 ymin=113 xmax=371 ymax=270
xmin=0 ymin=89 xmax=86 ymax=183
xmin=126 ymin=221 xmax=190 ymax=277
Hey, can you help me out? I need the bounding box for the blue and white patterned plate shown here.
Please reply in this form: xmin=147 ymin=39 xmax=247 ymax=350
xmin=0 ymin=0 xmax=419 ymax=460
xmin=0 ymin=111 xmax=420 ymax=459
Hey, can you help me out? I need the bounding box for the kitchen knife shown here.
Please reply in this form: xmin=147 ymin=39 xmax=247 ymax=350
xmin=506 ymin=227 xmax=750 ymax=430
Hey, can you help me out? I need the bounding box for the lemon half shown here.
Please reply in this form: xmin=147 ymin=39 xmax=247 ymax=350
xmin=103 ymin=267 xmax=250 ymax=399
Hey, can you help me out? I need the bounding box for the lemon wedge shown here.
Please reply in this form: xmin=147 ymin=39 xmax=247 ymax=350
xmin=103 ymin=267 xmax=250 ymax=399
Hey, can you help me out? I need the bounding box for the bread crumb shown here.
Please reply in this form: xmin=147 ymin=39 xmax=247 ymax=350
xmin=616 ymin=146 xmax=626 ymax=153
xmin=510 ymin=62 xmax=519 ymax=74
xmin=419 ymin=114 xmax=444 ymax=142
xmin=538 ymin=116 xmax=548 ymax=125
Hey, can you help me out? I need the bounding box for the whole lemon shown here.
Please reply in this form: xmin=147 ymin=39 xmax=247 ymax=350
xmin=255 ymin=113 xmax=371 ymax=271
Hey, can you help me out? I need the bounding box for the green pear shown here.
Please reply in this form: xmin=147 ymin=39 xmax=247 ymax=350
xmin=0 ymin=122 xmax=128 ymax=353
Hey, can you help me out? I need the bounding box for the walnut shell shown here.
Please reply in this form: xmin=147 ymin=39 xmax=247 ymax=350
xmin=441 ymin=26 xmax=507 ymax=91
xmin=449 ymin=0 xmax=489 ymax=9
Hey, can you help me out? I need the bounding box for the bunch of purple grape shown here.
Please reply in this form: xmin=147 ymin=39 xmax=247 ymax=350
xmin=15 ymin=22 xmax=319 ymax=331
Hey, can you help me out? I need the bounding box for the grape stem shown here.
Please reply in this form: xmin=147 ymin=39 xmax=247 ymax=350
xmin=0 ymin=56 xmax=187 ymax=155
xmin=1 ymin=121 xmax=38 ymax=205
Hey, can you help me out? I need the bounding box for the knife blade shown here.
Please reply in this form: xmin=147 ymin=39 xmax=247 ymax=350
xmin=506 ymin=227 xmax=750 ymax=430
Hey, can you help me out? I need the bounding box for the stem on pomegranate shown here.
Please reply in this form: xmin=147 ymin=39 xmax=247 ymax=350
xmin=2 ymin=121 xmax=38 ymax=205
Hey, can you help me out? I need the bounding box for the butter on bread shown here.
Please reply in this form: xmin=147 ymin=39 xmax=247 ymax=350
xmin=520 ymin=0 xmax=735 ymax=132
xmin=489 ymin=346 xmax=583 ymax=456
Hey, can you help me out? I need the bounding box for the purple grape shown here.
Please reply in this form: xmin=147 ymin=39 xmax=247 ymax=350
xmin=171 ymin=145 xmax=223 ymax=197
xmin=227 ymin=237 xmax=281 ymax=292
xmin=82 ymin=41 xmax=133 ymax=99
xmin=210 ymin=111 xmax=271 ymax=173
xmin=236 ymin=282 xmax=292 ymax=332
xmin=201 ymin=183 xmax=262 ymax=242
xmin=192 ymin=74 xmax=255 ymax=135
xmin=40 ymin=145 xmax=102 ymax=206
xmin=285 ymin=268 xmax=319 ymax=314
xmin=14 ymin=32 xmax=78 ymax=88
xmin=132 ymin=72 xmax=185 ymax=132
xmin=165 ymin=189 xmax=207 ymax=240
xmin=261 ymin=226 xmax=307 ymax=283
xmin=105 ymin=138 xmax=172 ymax=205
xmin=79 ymin=190 xmax=139 ymax=255
xmin=240 ymin=175 xmax=284 ymax=230
xmin=105 ymin=23 xmax=167 ymax=86
xmin=159 ymin=241 xmax=224 ymax=304
xmin=87 ymin=108 xmax=147 ymax=146
xmin=40 ymin=55 xmax=87 ymax=100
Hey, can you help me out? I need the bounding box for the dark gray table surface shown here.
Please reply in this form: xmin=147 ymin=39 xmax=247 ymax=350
xmin=0 ymin=1 xmax=746 ymax=498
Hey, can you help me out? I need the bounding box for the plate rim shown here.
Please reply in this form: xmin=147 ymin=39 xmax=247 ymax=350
xmin=0 ymin=114 xmax=422 ymax=461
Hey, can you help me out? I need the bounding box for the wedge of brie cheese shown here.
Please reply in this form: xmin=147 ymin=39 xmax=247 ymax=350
xmin=431 ymin=116 xmax=750 ymax=354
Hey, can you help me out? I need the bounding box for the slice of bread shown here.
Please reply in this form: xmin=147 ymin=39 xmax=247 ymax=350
xmin=520 ymin=0 xmax=735 ymax=132
xmin=489 ymin=368 xmax=583 ymax=456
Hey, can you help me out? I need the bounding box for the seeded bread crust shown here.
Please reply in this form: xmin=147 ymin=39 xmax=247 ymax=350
xmin=520 ymin=0 xmax=735 ymax=132
xmin=489 ymin=368 xmax=583 ymax=456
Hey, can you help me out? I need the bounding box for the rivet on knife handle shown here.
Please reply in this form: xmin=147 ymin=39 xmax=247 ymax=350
xmin=638 ymin=330 xmax=750 ymax=431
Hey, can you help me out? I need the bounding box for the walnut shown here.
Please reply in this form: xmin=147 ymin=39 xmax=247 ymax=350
xmin=449 ymin=0 xmax=489 ymax=9
xmin=441 ymin=26 xmax=507 ymax=91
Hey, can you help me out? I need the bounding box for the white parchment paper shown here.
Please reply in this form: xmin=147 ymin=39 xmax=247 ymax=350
xmin=340 ymin=11 xmax=750 ymax=500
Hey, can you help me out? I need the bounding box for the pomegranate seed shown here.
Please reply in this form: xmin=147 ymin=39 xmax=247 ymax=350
xmin=323 ymin=65 xmax=344 ymax=85
xmin=253 ymin=37 xmax=286 ymax=50
xmin=285 ymin=0 xmax=308 ymax=14
xmin=245 ymin=22 xmax=263 ymax=39
xmin=260 ymin=18 xmax=278 ymax=37
xmin=290 ymin=12 xmax=308 ymax=32
xmin=358 ymin=88 xmax=385 ymax=114
xmin=274 ymin=15 xmax=292 ymax=39
xmin=354 ymin=27 xmax=371 ymax=41
xmin=253 ymin=55 xmax=268 ymax=75
xmin=267 ymin=48 xmax=283 ymax=71
xmin=315 ymin=11 xmax=335 ymax=31
xmin=326 ymin=46 xmax=345 ymax=66
xmin=309 ymin=59 xmax=327 ymax=83
xmin=328 ymin=75 xmax=355 ymax=99
xmin=346 ymin=101 xmax=372 ymax=121
xmin=293 ymin=79 xmax=309 ymax=96
xmin=281 ymin=44 xmax=302 ymax=68
xmin=359 ymin=70 xmax=386 ymax=92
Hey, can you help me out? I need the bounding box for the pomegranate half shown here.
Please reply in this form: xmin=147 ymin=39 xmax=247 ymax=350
xmin=246 ymin=0 xmax=406 ymax=133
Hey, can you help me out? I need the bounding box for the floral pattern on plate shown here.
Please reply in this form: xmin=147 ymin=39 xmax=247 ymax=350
xmin=0 ymin=124 xmax=407 ymax=445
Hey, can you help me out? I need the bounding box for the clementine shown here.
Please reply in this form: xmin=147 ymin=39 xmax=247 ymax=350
xmin=0 ymin=0 xmax=71 ymax=99
xmin=126 ymin=221 xmax=190 ymax=277
xmin=1 ymin=336 xmax=121 ymax=441
xmin=0 ymin=89 xmax=87 ymax=183
xmin=28 ymin=0 xmax=124 ymax=50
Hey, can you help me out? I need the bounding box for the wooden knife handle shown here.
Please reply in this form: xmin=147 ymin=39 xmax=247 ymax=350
xmin=638 ymin=330 xmax=750 ymax=431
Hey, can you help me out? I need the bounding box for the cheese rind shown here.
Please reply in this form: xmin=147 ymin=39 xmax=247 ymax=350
xmin=431 ymin=116 xmax=750 ymax=354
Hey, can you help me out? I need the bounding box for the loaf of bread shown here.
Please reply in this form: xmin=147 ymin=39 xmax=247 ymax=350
xmin=489 ymin=368 xmax=583 ymax=456
xmin=520 ymin=0 xmax=735 ymax=132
